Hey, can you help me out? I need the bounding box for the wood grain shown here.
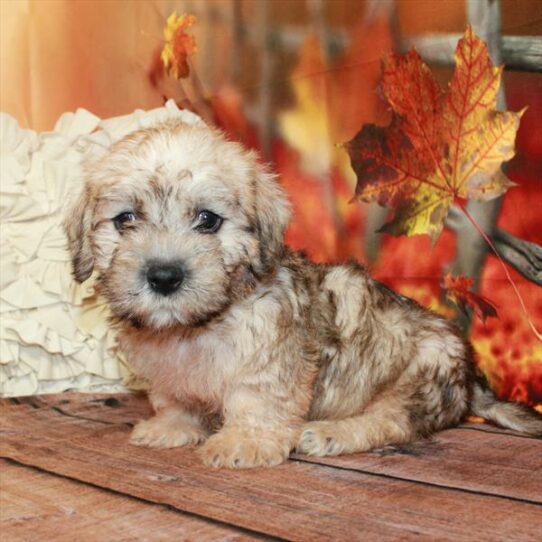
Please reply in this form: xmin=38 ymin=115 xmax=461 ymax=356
xmin=6 ymin=393 xmax=152 ymax=426
xmin=0 ymin=459 xmax=256 ymax=542
xmin=20 ymin=394 xmax=542 ymax=501
xmin=293 ymin=427 xmax=542 ymax=503
xmin=1 ymin=395 xmax=541 ymax=542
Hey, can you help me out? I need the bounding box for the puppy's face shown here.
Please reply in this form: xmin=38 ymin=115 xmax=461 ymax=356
xmin=65 ymin=121 xmax=290 ymax=329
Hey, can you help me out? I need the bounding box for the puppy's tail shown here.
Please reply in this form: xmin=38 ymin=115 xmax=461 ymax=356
xmin=470 ymin=374 xmax=542 ymax=437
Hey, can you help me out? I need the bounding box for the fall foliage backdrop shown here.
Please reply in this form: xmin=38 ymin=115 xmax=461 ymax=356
xmin=1 ymin=0 xmax=541 ymax=408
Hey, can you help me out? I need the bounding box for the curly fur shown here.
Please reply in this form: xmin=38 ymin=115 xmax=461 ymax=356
xmin=65 ymin=119 xmax=542 ymax=468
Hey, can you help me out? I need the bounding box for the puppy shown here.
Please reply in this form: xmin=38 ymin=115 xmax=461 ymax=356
xmin=65 ymin=118 xmax=542 ymax=468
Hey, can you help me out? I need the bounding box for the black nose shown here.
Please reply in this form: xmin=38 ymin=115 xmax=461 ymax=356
xmin=146 ymin=264 xmax=184 ymax=296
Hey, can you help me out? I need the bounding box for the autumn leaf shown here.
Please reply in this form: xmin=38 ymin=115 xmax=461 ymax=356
xmin=161 ymin=12 xmax=197 ymax=80
xmin=210 ymin=85 xmax=259 ymax=148
xmin=279 ymin=34 xmax=333 ymax=178
xmin=347 ymin=26 xmax=523 ymax=240
xmin=443 ymin=273 xmax=498 ymax=322
xmin=277 ymin=15 xmax=392 ymax=262
xmin=148 ymin=46 xmax=165 ymax=88
xmin=279 ymin=15 xmax=392 ymax=182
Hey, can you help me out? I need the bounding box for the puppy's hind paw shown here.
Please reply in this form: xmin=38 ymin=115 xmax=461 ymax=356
xmin=296 ymin=421 xmax=345 ymax=456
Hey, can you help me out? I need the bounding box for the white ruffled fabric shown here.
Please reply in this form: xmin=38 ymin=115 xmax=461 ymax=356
xmin=0 ymin=101 xmax=203 ymax=397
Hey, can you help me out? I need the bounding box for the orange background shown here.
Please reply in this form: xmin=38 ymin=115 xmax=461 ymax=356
xmin=2 ymin=0 xmax=541 ymax=130
xmin=1 ymin=0 xmax=541 ymax=407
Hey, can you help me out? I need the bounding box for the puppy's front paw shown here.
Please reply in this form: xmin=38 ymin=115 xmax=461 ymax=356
xmin=130 ymin=417 xmax=207 ymax=449
xmin=199 ymin=429 xmax=289 ymax=468
xmin=297 ymin=421 xmax=345 ymax=456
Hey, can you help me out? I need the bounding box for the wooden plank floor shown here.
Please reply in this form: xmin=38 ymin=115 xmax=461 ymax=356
xmin=1 ymin=394 xmax=541 ymax=541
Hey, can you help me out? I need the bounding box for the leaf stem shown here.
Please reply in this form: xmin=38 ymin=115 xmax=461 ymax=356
xmin=457 ymin=200 xmax=541 ymax=342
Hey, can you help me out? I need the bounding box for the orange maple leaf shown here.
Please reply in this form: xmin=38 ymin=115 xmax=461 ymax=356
xmin=161 ymin=12 xmax=197 ymax=80
xmin=443 ymin=273 xmax=498 ymax=323
xmin=347 ymin=26 xmax=523 ymax=239
xmin=210 ymin=85 xmax=258 ymax=147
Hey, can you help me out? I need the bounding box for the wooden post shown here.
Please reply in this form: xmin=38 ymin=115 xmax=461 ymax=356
xmin=230 ymin=0 xmax=244 ymax=85
xmin=256 ymin=0 xmax=273 ymax=160
xmin=452 ymin=0 xmax=506 ymax=304
xmin=362 ymin=0 xmax=396 ymax=263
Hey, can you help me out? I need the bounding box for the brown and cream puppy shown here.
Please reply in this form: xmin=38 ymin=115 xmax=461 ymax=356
xmin=65 ymin=119 xmax=542 ymax=468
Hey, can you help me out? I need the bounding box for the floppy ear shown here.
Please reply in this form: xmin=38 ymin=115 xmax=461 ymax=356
xmin=253 ymin=163 xmax=292 ymax=275
xmin=63 ymin=186 xmax=95 ymax=283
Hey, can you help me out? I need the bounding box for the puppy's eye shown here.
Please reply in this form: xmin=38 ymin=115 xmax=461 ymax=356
xmin=196 ymin=210 xmax=223 ymax=233
xmin=113 ymin=211 xmax=136 ymax=231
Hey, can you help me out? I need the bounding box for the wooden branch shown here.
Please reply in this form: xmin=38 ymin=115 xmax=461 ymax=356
xmin=493 ymin=229 xmax=542 ymax=285
xmin=446 ymin=207 xmax=542 ymax=286
xmin=403 ymin=34 xmax=542 ymax=73
xmin=245 ymin=26 xmax=541 ymax=73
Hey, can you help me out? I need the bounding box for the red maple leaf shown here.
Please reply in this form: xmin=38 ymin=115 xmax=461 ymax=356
xmin=347 ymin=26 xmax=522 ymax=240
xmin=443 ymin=273 xmax=498 ymax=323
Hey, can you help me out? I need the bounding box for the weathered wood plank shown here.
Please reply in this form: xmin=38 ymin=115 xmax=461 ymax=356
xmin=6 ymin=393 xmax=152 ymax=426
xmin=457 ymin=421 xmax=542 ymax=439
xmin=293 ymin=427 xmax=542 ymax=503
xmin=0 ymin=459 xmax=256 ymax=542
xmin=20 ymin=394 xmax=542 ymax=502
xmin=1 ymin=396 xmax=541 ymax=542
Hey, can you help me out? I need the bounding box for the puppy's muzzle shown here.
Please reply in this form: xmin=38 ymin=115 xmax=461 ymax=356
xmin=146 ymin=262 xmax=184 ymax=296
